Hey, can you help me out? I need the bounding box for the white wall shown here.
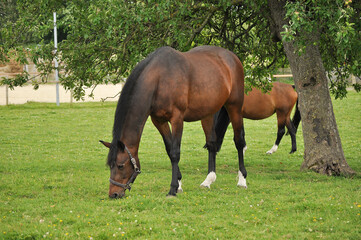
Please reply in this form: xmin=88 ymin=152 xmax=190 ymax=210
xmin=0 ymin=83 xmax=123 ymax=105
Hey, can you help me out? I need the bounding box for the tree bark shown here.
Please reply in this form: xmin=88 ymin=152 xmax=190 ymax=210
xmin=268 ymin=0 xmax=355 ymax=176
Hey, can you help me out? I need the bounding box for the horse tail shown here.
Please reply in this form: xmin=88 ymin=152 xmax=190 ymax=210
xmin=204 ymin=106 xmax=230 ymax=152
xmin=286 ymin=85 xmax=301 ymax=136
xmin=292 ymin=97 xmax=301 ymax=133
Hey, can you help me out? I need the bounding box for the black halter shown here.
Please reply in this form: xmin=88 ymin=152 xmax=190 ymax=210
xmin=109 ymin=144 xmax=141 ymax=191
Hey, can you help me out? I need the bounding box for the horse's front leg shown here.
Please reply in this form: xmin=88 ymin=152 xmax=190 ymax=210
xmin=167 ymin=117 xmax=184 ymax=196
xmin=151 ymin=117 xmax=183 ymax=195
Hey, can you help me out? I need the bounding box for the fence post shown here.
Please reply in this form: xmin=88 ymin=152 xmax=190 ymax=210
xmin=6 ymin=85 xmax=9 ymax=106
xmin=53 ymin=12 xmax=60 ymax=106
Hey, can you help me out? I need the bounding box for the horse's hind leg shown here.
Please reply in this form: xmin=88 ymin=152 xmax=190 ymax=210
xmin=227 ymin=106 xmax=247 ymax=188
xmin=286 ymin=118 xmax=297 ymax=154
xmin=200 ymin=115 xmax=218 ymax=188
xmin=267 ymin=112 xmax=286 ymax=154
xmin=151 ymin=117 xmax=183 ymax=195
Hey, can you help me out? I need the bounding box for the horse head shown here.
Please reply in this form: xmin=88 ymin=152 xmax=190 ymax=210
xmin=100 ymin=140 xmax=141 ymax=199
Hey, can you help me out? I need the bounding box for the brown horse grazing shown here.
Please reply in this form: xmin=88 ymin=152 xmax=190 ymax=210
xmin=206 ymin=82 xmax=300 ymax=157
xmin=100 ymin=46 xmax=246 ymax=198
xmin=243 ymin=82 xmax=300 ymax=154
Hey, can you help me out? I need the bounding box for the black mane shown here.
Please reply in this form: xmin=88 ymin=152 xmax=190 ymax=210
xmin=107 ymin=48 xmax=162 ymax=167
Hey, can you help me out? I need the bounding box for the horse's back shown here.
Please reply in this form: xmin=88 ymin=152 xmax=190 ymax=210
xmin=242 ymin=82 xmax=297 ymax=120
xmin=243 ymin=87 xmax=275 ymax=119
xmin=272 ymin=82 xmax=298 ymax=110
xmin=150 ymin=46 xmax=244 ymax=122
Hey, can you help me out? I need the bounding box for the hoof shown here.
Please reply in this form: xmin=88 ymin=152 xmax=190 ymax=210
xmin=200 ymin=172 xmax=216 ymax=189
xmin=266 ymin=151 xmax=273 ymax=155
xmin=177 ymin=180 xmax=183 ymax=193
xmin=200 ymin=183 xmax=211 ymax=189
xmin=267 ymin=145 xmax=278 ymax=154
xmin=237 ymin=171 xmax=247 ymax=189
xmin=166 ymin=194 xmax=177 ymax=198
xmin=237 ymin=184 xmax=248 ymax=189
xmin=289 ymin=149 xmax=296 ymax=154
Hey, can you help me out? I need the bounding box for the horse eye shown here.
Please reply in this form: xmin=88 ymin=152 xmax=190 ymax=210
xmin=117 ymin=164 xmax=124 ymax=170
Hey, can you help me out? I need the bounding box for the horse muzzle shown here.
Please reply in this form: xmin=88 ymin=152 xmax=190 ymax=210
xmin=109 ymin=190 xmax=125 ymax=199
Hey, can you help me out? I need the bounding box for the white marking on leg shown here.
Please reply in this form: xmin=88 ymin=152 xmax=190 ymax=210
xmin=200 ymin=171 xmax=216 ymax=188
xmin=266 ymin=144 xmax=278 ymax=154
xmin=243 ymin=145 xmax=248 ymax=155
xmin=177 ymin=180 xmax=183 ymax=193
xmin=237 ymin=171 xmax=247 ymax=188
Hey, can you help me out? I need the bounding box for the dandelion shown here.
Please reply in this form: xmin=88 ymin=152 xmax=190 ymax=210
xmin=357 ymin=204 xmax=361 ymax=208
xmin=59 ymin=220 xmax=63 ymax=223
xmin=65 ymin=233 xmax=69 ymax=236
xmin=119 ymin=222 xmax=123 ymax=225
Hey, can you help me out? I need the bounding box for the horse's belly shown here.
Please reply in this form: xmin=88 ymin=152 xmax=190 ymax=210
xmin=242 ymin=100 xmax=275 ymax=120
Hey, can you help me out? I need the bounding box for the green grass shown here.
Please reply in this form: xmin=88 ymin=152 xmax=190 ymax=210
xmin=0 ymin=91 xmax=360 ymax=239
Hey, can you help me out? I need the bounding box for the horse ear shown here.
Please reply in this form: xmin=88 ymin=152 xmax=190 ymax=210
xmin=117 ymin=140 xmax=125 ymax=151
xmin=99 ymin=140 xmax=111 ymax=148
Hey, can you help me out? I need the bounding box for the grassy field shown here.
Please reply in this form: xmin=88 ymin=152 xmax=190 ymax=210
xmin=0 ymin=91 xmax=360 ymax=239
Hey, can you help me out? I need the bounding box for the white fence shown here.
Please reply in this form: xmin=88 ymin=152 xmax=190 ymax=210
xmin=0 ymin=83 xmax=123 ymax=105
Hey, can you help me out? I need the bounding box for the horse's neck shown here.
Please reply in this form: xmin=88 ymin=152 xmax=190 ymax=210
xmin=121 ymin=115 xmax=148 ymax=149
xmin=120 ymin=91 xmax=153 ymax=149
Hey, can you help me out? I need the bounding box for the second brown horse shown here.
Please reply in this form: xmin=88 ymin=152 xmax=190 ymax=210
xmin=243 ymin=82 xmax=300 ymax=154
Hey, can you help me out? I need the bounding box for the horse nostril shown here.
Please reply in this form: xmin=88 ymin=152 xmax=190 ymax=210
xmin=109 ymin=192 xmax=119 ymax=199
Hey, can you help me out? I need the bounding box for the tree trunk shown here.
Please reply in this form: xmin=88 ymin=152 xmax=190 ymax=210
xmin=268 ymin=0 xmax=355 ymax=176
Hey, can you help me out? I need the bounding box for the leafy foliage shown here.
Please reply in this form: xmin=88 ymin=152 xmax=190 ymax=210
xmin=0 ymin=0 xmax=360 ymax=99
xmin=282 ymin=0 xmax=361 ymax=98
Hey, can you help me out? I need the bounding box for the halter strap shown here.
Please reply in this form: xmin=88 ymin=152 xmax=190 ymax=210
xmin=109 ymin=144 xmax=141 ymax=191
